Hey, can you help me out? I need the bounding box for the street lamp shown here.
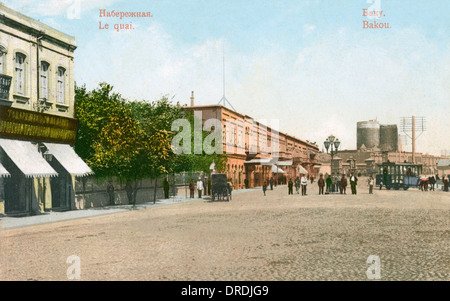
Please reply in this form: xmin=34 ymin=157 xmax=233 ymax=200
xmin=324 ymin=135 xmax=340 ymax=175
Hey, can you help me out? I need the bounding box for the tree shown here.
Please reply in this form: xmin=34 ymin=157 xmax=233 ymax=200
xmin=75 ymin=83 xmax=156 ymax=206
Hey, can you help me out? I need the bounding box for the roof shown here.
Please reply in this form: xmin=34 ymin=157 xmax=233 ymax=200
xmin=437 ymin=159 xmax=450 ymax=166
xmin=0 ymin=4 xmax=77 ymax=49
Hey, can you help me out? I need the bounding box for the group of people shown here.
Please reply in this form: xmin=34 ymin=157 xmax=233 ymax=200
xmin=287 ymin=175 xmax=309 ymax=195
xmin=188 ymin=177 xmax=211 ymax=198
xmin=263 ymin=172 xmax=364 ymax=196
xmin=317 ymin=173 xmax=361 ymax=195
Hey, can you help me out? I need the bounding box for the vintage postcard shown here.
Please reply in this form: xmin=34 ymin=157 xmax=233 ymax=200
xmin=0 ymin=0 xmax=448 ymax=290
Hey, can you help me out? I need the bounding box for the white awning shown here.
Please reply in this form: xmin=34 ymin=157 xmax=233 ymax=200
xmin=276 ymin=160 xmax=293 ymax=166
xmin=0 ymin=162 xmax=10 ymax=178
xmin=245 ymin=158 xmax=272 ymax=164
xmin=298 ymin=165 xmax=309 ymax=174
xmin=272 ymin=165 xmax=284 ymax=174
xmin=44 ymin=143 xmax=93 ymax=177
xmin=0 ymin=138 xmax=57 ymax=178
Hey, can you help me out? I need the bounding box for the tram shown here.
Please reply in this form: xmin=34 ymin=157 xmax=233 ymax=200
xmin=375 ymin=161 xmax=423 ymax=190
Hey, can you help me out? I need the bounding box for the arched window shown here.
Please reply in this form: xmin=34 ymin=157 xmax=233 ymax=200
xmin=57 ymin=67 xmax=66 ymax=104
xmin=0 ymin=48 xmax=5 ymax=74
xmin=15 ymin=52 xmax=26 ymax=95
xmin=40 ymin=62 xmax=50 ymax=100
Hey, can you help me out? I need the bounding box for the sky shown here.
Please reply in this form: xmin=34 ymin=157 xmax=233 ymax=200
xmin=4 ymin=0 xmax=449 ymax=156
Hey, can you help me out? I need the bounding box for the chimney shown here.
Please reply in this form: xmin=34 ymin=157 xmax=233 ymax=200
xmin=190 ymin=91 xmax=195 ymax=107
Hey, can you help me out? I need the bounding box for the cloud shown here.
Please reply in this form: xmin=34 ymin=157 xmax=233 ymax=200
xmin=303 ymin=24 xmax=316 ymax=35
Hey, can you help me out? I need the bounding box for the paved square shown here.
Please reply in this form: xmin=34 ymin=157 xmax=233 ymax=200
xmin=1 ymin=180 xmax=449 ymax=281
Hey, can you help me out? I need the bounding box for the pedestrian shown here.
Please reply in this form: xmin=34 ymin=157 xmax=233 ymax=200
xmin=310 ymin=176 xmax=314 ymax=184
xmin=107 ymin=181 xmax=115 ymax=205
xmin=443 ymin=176 xmax=449 ymax=192
xmin=295 ymin=177 xmax=300 ymax=194
xmin=340 ymin=174 xmax=347 ymax=194
xmin=270 ymin=177 xmax=274 ymax=190
xmin=350 ymin=172 xmax=358 ymax=195
xmin=318 ymin=174 xmax=325 ymax=195
xmin=326 ymin=175 xmax=332 ymax=193
xmin=263 ymin=181 xmax=267 ymax=196
xmin=163 ymin=177 xmax=170 ymax=199
xmin=196 ymin=177 xmax=203 ymax=198
xmin=301 ymin=174 xmax=308 ymax=196
xmin=368 ymin=175 xmax=374 ymax=194
xmin=204 ymin=177 xmax=209 ymax=195
xmin=189 ymin=179 xmax=195 ymax=198
xmin=288 ymin=178 xmax=293 ymax=195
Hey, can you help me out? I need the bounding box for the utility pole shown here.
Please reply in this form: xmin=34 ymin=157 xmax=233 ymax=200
xmin=400 ymin=116 xmax=426 ymax=164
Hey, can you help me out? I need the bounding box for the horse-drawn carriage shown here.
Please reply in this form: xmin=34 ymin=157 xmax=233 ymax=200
xmin=375 ymin=162 xmax=422 ymax=190
xmin=211 ymin=173 xmax=232 ymax=201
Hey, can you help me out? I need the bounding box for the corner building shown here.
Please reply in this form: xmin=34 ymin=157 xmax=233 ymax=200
xmin=184 ymin=104 xmax=320 ymax=189
xmin=0 ymin=4 xmax=92 ymax=216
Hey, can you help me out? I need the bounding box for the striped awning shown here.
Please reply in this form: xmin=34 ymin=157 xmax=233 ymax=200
xmin=43 ymin=143 xmax=93 ymax=177
xmin=0 ymin=138 xmax=57 ymax=178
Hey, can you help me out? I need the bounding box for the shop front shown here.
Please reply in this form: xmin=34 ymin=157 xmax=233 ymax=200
xmin=0 ymin=107 xmax=92 ymax=216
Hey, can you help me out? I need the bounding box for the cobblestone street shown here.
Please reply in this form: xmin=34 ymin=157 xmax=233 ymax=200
xmin=1 ymin=180 xmax=449 ymax=281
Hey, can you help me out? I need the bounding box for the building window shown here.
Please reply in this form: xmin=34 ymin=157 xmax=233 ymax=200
xmin=0 ymin=49 xmax=5 ymax=74
xmin=15 ymin=52 xmax=26 ymax=95
xmin=40 ymin=62 xmax=50 ymax=100
xmin=57 ymin=67 xmax=65 ymax=104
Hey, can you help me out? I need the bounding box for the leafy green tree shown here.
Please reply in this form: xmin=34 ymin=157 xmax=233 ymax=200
xmin=75 ymin=83 xmax=155 ymax=206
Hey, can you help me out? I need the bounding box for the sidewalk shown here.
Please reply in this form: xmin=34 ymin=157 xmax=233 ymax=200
xmin=0 ymin=196 xmax=198 ymax=230
xmin=0 ymin=187 xmax=265 ymax=230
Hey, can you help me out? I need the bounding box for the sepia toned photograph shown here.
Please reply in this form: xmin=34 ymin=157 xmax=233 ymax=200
xmin=0 ymin=0 xmax=448 ymax=289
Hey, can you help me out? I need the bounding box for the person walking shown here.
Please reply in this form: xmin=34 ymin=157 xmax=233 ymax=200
xmin=107 ymin=181 xmax=115 ymax=205
xmin=326 ymin=175 xmax=332 ymax=193
xmin=350 ymin=172 xmax=358 ymax=195
xmin=443 ymin=176 xmax=449 ymax=192
xmin=163 ymin=178 xmax=170 ymax=199
xmin=263 ymin=181 xmax=267 ymax=196
xmin=301 ymin=174 xmax=308 ymax=196
xmin=295 ymin=177 xmax=300 ymax=194
xmin=270 ymin=177 xmax=274 ymax=190
xmin=368 ymin=175 xmax=374 ymax=194
xmin=318 ymin=174 xmax=325 ymax=195
xmin=189 ymin=179 xmax=195 ymax=198
xmin=196 ymin=177 xmax=203 ymax=198
xmin=340 ymin=174 xmax=347 ymax=194
xmin=288 ymin=178 xmax=294 ymax=195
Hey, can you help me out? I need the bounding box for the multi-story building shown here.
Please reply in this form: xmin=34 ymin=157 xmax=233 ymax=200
xmin=184 ymin=99 xmax=320 ymax=189
xmin=0 ymin=4 xmax=91 ymax=216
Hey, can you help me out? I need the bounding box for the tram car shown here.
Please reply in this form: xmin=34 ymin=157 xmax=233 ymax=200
xmin=211 ymin=173 xmax=232 ymax=201
xmin=375 ymin=161 xmax=422 ymax=190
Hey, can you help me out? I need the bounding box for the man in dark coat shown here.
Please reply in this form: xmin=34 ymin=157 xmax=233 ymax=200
xmin=288 ymin=179 xmax=293 ymax=195
xmin=163 ymin=178 xmax=170 ymax=199
xmin=318 ymin=174 xmax=325 ymax=195
xmin=340 ymin=174 xmax=347 ymax=194
xmin=350 ymin=172 xmax=358 ymax=195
